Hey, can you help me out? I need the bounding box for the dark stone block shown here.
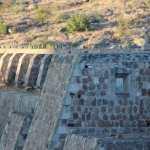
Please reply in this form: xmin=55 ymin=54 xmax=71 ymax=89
xmin=110 ymin=128 xmax=117 ymax=136
xmin=114 ymin=121 xmax=120 ymax=127
xmin=79 ymin=99 xmax=84 ymax=105
xmin=82 ymin=114 xmax=86 ymax=121
xmin=76 ymin=76 xmax=81 ymax=83
xmin=115 ymin=106 xmax=121 ymax=113
xmin=76 ymin=106 xmax=81 ymax=111
xmin=91 ymin=99 xmax=96 ymax=106
xmin=61 ymin=119 xmax=67 ymax=125
xmin=79 ymin=128 xmax=88 ymax=135
xmin=119 ymin=120 xmax=124 ymax=126
xmin=127 ymin=106 xmax=132 ymax=113
xmin=109 ymin=100 xmax=114 ymax=106
xmin=121 ymin=107 xmax=126 ymax=113
xmin=69 ymin=92 xmax=75 ymax=98
xmin=86 ymin=112 xmax=91 ymax=121
xmin=110 ymin=114 xmax=116 ymax=120
xmin=122 ymin=115 xmax=127 ymax=120
xmin=67 ymin=122 xmax=76 ymax=127
xmin=83 ymin=107 xmax=88 ymax=113
xmin=88 ymin=84 xmax=96 ymax=90
xmin=107 ymin=143 xmax=114 ymax=150
xmin=73 ymin=113 xmax=79 ymax=120
xmin=102 ymin=128 xmax=109 ymax=135
xmin=82 ymin=84 xmax=88 ymax=90
xmin=88 ymin=128 xmax=95 ymax=134
xmin=144 ymin=142 xmax=150 ymax=150
xmin=103 ymin=114 xmax=108 ymax=120
xmin=108 ymin=107 xmax=113 ymax=112
xmin=129 ymin=115 xmax=134 ymax=120
xmin=101 ymin=106 xmax=107 ymax=113
xmin=102 ymin=99 xmax=108 ymax=105
xmin=97 ymin=99 xmax=102 ymax=106
xmin=100 ymin=90 xmax=106 ymax=96
xmin=97 ymin=120 xmax=106 ymax=127
xmin=133 ymin=106 xmax=138 ymax=113
xmin=22 ymin=133 xmax=27 ymax=140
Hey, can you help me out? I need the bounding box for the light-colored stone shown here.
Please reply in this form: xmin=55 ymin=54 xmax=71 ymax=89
xmin=63 ymin=134 xmax=98 ymax=150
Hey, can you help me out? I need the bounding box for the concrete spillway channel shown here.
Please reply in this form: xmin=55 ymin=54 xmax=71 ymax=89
xmin=0 ymin=50 xmax=52 ymax=88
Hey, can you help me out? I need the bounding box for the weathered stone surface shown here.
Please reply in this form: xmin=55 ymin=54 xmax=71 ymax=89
xmin=0 ymin=93 xmax=14 ymax=138
xmin=0 ymin=113 xmax=25 ymax=150
xmin=63 ymin=134 xmax=98 ymax=150
xmin=0 ymin=50 xmax=149 ymax=150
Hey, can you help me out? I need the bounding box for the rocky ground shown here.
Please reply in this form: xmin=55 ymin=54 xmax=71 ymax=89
xmin=0 ymin=0 xmax=150 ymax=50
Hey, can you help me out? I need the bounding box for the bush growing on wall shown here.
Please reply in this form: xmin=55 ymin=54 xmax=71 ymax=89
xmin=66 ymin=14 xmax=90 ymax=33
xmin=0 ymin=20 xmax=8 ymax=34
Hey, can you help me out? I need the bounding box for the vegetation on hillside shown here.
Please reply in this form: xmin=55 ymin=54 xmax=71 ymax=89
xmin=0 ymin=0 xmax=149 ymax=49
xmin=66 ymin=14 xmax=90 ymax=33
xmin=34 ymin=6 xmax=48 ymax=24
xmin=0 ymin=20 xmax=8 ymax=34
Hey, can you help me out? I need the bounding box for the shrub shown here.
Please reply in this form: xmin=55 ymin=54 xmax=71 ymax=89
xmin=34 ymin=7 xmax=48 ymax=23
xmin=144 ymin=0 xmax=150 ymax=8
xmin=113 ymin=15 xmax=136 ymax=48
xmin=0 ymin=20 xmax=8 ymax=34
xmin=10 ymin=4 xmax=22 ymax=15
xmin=114 ymin=15 xmax=132 ymax=41
xmin=66 ymin=14 xmax=90 ymax=33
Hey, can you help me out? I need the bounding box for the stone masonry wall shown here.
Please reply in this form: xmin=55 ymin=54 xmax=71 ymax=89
xmin=43 ymin=52 xmax=150 ymax=150
xmin=0 ymin=49 xmax=150 ymax=150
xmin=64 ymin=52 xmax=150 ymax=138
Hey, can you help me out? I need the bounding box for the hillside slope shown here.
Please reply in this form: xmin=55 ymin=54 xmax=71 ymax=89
xmin=0 ymin=0 xmax=150 ymax=49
